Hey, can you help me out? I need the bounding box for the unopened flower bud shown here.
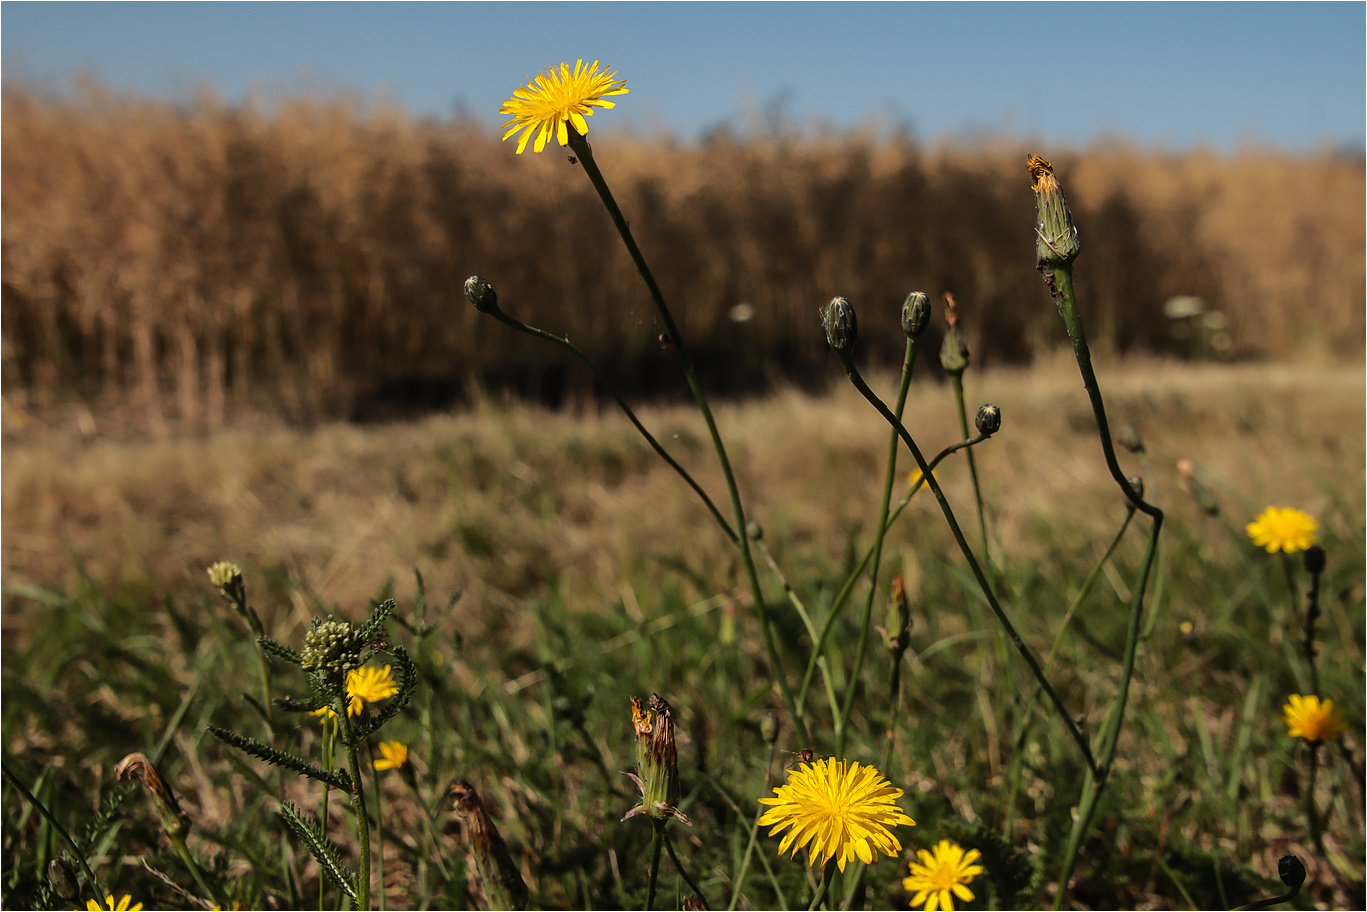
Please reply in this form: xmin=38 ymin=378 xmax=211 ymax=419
xmin=820 ymin=296 xmax=858 ymax=355
xmin=1277 ymin=854 xmax=1306 ymax=889
xmin=760 ymin=712 xmax=780 ymax=745
xmin=47 ymin=859 xmax=78 ymax=899
xmin=116 ymin=752 xmax=190 ymax=839
xmin=939 ymin=326 xmax=969 ymax=375
xmin=1028 ymin=154 xmax=1081 ymax=266
xmin=1118 ymin=424 xmax=1145 ymax=454
xmin=451 ymin=779 xmax=529 ymax=911
xmin=1303 ymin=544 xmax=1326 ymax=575
xmin=1126 ymin=475 xmax=1145 ymax=501
xmin=464 ymin=275 xmax=501 ymax=315
xmin=746 ymin=521 xmax=764 ymax=541
xmin=975 ymin=404 xmax=1001 ymax=436
xmin=901 ymin=292 xmax=930 ymax=339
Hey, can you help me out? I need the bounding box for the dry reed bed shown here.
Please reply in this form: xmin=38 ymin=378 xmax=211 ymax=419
xmin=3 ymin=359 xmax=1361 ymax=653
xmin=2 ymin=82 xmax=1363 ymax=432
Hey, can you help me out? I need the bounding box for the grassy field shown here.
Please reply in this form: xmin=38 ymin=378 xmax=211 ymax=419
xmin=3 ymin=356 xmax=1364 ymax=909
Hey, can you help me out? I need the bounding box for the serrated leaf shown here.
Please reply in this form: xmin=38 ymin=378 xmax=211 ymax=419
xmin=206 ymin=725 xmax=353 ymax=793
xmin=278 ymin=803 xmax=358 ymax=901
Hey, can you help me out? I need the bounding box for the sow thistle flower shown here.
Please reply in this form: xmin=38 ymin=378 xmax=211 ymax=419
xmin=499 ymin=58 xmax=628 ymax=154
xmin=758 ymin=756 xmax=914 ymax=872
xmin=1247 ymin=506 xmax=1319 ymax=554
xmin=903 ymin=839 xmax=984 ymax=912
xmin=373 ymin=740 xmax=409 ymax=771
xmin=1283 ymin=694 xmax=1349 ymax=743
xmin=87 ymin=896 xmax=142 ymax=912
xmin=346 ymin=664 xmax=400 ymax=716
xmin=624 ymin=694 xmax=691 ymax=825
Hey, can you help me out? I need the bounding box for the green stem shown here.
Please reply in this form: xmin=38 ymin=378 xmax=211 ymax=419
xmin=645 ymin=820 xmax=664 ymax=911
xmin=950 ymin=372 xmax=990 ymax=566
xmin=169 ymin=832 xmax=218 ymax=907
xmin=1 ymin=763 xmax=106 ymax=900
xmin=568 ymin=129 xmax=806 ymax=745
xmin=319 ymin=715 xmax=335 ymax=910
xmin=341 ymin=708 xmax=372 ymax=910
xmin=840 ymin=357 xmax=1095 ymax=772
xmin=663 ymin=828 xmax=708 ymax=908
xmin=728 ymin=745 xmax=775 ymax=911
xmin=369 ymin=742 xmax=386 ymax=911
xmin=808 ymin=860 xmax=836 ymax=911
xmin=795 ymin=432 xmax=989 ymax=717
xmin=835 ymin=337 xmax=916 ymax=756
xmin=1306 ymin=744 xmax=1326 ymax=857
xmin=482 ymin=307 xmax=736 ymax=544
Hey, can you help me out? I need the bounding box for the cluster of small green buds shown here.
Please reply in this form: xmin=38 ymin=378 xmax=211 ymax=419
xmin=623 ymin=693 xmax=691 ymax=825
xmin=207 ymin=560 xmax=245 ymax=603
xmin=464 ymin=275 xmax=501 ymax=315
xmin=901 ymin=291 xmax=930 ymax=339
xmin=1117 ymin=424 xmax=1145 ymax=454
xmin=820 ymin=296 xmax=858 ymax=355
xmin=1028 ymin=154 xmax=1081 ymax=266
xmin=300 ymin=618 xmax=363 ymax=681
xmin=975 ymin=403 xmax=1001 ymax=436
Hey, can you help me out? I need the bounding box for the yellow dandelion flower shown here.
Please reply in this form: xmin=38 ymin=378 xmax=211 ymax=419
xmin=1246 ymin=506 xmax=1318 ymax=554
xmin=1282 ymin=694 xmax=1349 ymax=743
xmin=310 ymin=705 xmax=339 ymax=722
xmin=87 ymin=896 xmax=143 ymax=912
xmin=346 ymin=664 xmax=399 ymax=716
xmin=909 ymin=467 xmax=937 ymax=491
xmin=499 ymin=58 xmax=628 ymax=154
xmin=758 ymin=757 xmax=915 ymax=873
xmin=903 ymin=839 xmax=984 ymax=911
xmin=374 ymin=740 xmax=409 ymax=771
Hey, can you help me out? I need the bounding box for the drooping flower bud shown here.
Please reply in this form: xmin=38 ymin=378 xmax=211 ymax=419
xmin=820 ymin=296 xmax=858 ymax=355
xmin=975 ymin=404 xmax=1001 ymax=436
xmin=464 ymin=275 xmax=501 ymax=315
xmin=901 ymin=292 xmax=930 ymax=339
xmin=451 ymin=780 xmax=529 ymax=911
xmin=1028 ymin=154 xmax=1081 ymax=266
xmin=116 ymin=753 xmax=190 ymax=840
xmin=1277 ymin=854 xmax=1306 ymax=889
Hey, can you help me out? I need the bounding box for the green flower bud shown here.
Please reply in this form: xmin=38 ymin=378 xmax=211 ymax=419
xmin=940 ymin=326 xmax=969 ymax=375
xmin=975 ymin=403 xmax=1001 ymax=436
xmin=1028 ymin=154 xmax=1081 ymax=266
xmin=746 ymin=520 xmax=764 ymax=541
xmin=1126 ymin=475 xmax=1145 ymax=501
xmin=1117 ymin=424 xmax=1145 ymax=454
xmin=464 ymin=275 xmax=501 ymax=315
xmin=1277 ymin=854 xmax=1306 ymax=889
xmin=760 ymin=712 xmax=780 ymax=745
xmin=820 ymin=296 xmax=858 ymax=355
xmin=1303 ymin=544 xmax=1326 ymax=575
xmin=901 ymin=292 xmax=930 ymax=339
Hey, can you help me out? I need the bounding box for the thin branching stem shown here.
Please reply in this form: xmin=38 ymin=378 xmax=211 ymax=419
xmin=567 ymin=129 xmax=808 ymax=745
xmin=1 ymin=762 xmax=106 ymax=900
xmin=950 ymin=372 xmax=991 ymax=567
xmin=340 ymin=706 xmax=372 ymax=909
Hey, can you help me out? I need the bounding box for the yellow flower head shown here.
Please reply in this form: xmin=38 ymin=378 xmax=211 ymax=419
xmin=87 ymin=896 xmax=143 ymax=912
xmin=909 ymin=467 xmax=936 ymax=492
xmin=346 ymin=664 xmax=399 ymax=716
xmin=374 ymin=740 xmax=409 ymax=771
xmin=903 ymin=839 xmax=984 ymax=911
xmin=310 ymin=705 xmax=339 ymax=722
xmin=500 ymin=58 xmax=628 ymax=154
xmin=1246 ymin=506 xmax=1318 ymax=554
xmin=1283 ymin=694 xmax=1349 ymax=743
xmin=758 ymin=757 xmax=915 ymax=872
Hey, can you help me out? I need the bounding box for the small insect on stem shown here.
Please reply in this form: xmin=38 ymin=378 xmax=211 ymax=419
xmin=567 ymin=154 xmax=578 ymax=165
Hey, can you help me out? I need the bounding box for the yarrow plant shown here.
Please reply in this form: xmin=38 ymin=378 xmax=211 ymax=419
xmin=902 ymin=840 xmax=985 ymax=912
xmin=1247 ymin=506 xmax=1319 ymax=554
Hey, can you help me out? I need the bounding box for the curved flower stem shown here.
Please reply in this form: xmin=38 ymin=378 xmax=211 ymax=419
xmin=727 ymin=744 xmax=776 ymax=911
xmin=645 ymin=820 xmax=664 ymax=911
xmin=1 ymin=762 xmax=106 ymax=899
xmin=1042 ymin=260 xmax=1164 ymax=908
xmin=795 ymin=432 xmax=993 ymax=718
xmin=479 ymin=306 xmax=736 ymax=544
xmin=754 ymin=538 xmax=842 ymax=723
xmin=1303 ymin=561 xmax=1323 ymax=698
xmin=1305 ymin=743 xmax=1326 ymax=857
xmin=340 ymin=709 xmax=372 ymax=910
xmin=808 ymin=860 xmax=836 ymax=911
xmin=567 ymin=129 xmax=806 ymax=745
xmin=835 ymin=337 xmax=917 ymax=756
xmin=1053 ymin=518 xmax=1160 ymax=907
xmin=950 ymin=372 xmax=991 ymax=568
xmin=839 ymin=355 xmax=1095 ymax=772
xmin=663 ymin=828 xmax=708 ymax=909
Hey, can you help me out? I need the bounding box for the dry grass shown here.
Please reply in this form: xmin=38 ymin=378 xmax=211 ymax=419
xmin=3 ymin=80 xmax=1363 ymax=432
xmin=5 ymin=359 xmax=1361 ymax=651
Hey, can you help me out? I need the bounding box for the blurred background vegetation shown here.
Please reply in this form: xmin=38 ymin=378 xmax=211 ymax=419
xmin=3 ymin=80 xmax=1363 ymax=433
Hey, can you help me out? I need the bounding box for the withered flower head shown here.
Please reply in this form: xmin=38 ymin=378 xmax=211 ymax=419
xmin=450 ymin=779 xmax=529 ymax=911
xmin=623 ymin=693 xmax=691 ymax=825
xmin=116 ymin=753 xmax=190 ymax=839
xmin=1028 ymin=153 xmax=1081 ymax=266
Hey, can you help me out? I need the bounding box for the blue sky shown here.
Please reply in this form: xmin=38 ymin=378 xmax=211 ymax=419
xmin=4 ymin=2 xmax=1363 ymax=152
